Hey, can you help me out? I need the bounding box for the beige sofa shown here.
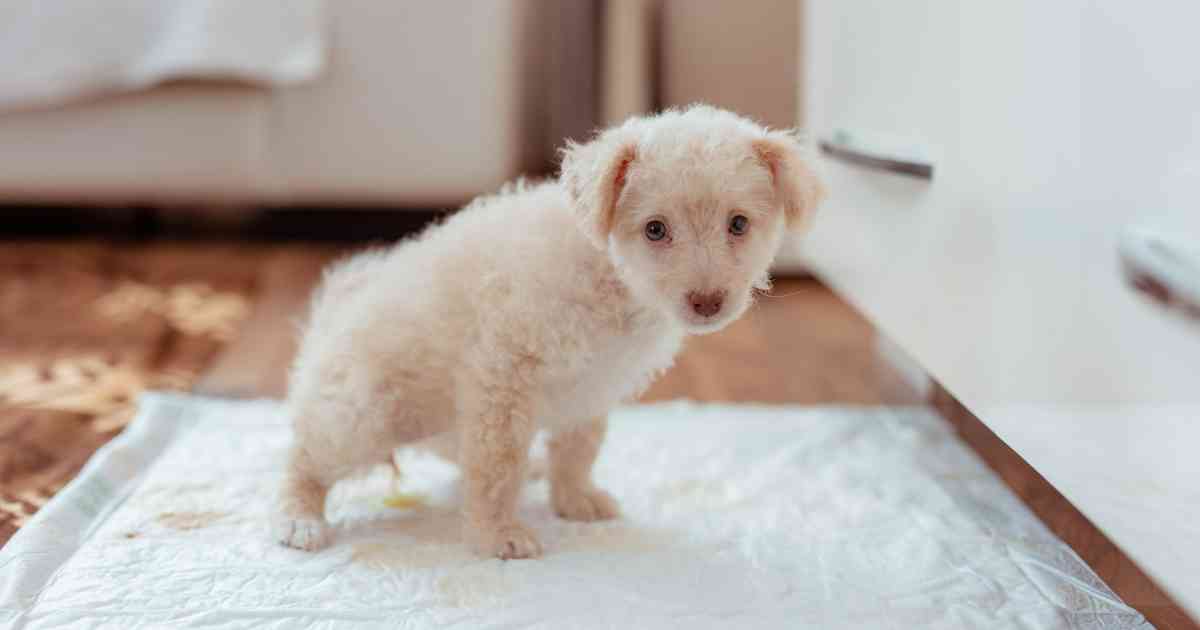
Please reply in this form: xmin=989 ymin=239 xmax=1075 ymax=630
xmin=0 ymin=1 xmax=803 ymax=211
xmin=0 ymin=1 xmax=595 ymax=208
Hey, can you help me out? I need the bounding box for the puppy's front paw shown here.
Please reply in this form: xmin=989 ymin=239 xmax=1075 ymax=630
xmin=272 ymin=515 xmax=332 ymax=551
xmin=465 ymin=521 xmax=543 ymax=559
xmin=552 ymin=485 xmax=620 ymax=522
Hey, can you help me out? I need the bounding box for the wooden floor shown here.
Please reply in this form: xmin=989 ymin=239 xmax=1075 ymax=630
xmin=198 ymin=249 xmax=921 ymax=406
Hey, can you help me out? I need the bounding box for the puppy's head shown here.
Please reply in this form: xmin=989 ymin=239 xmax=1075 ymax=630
xmin=560 ymin=105 xmax=825 ymax=334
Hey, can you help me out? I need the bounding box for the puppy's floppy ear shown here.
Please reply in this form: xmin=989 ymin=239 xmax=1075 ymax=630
xmin=752 ymin=131 xmax=826 ymax=231
xmin=559 ymin=130 xmax=637 ymax=249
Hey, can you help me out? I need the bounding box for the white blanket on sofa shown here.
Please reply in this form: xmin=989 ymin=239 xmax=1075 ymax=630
xmin=0 ymin=0 xmax=325 ymax=112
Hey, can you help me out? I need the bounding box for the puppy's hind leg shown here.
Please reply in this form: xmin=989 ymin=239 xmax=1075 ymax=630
xmin=272 ymin=444 xmax=333 ymax=551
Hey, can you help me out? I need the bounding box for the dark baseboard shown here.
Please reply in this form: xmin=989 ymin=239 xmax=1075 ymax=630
xmin=235 ymin=208 xmax=447 ymax=242
xmin=1 ymin=206 xmax=446 ymax=243
xmin=2 ymin=206 xmax=157 ymax=240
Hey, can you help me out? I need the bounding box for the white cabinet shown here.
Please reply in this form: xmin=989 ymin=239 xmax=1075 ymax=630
xmin=799 ymin=0 xmax=1200 ymax=615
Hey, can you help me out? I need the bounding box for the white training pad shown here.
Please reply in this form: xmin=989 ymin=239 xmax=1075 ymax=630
xmin=0 ymin=394 xmax=1150 ymax=629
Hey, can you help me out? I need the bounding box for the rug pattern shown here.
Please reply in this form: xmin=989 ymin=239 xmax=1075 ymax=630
xmin=0 ymin=242 xmax=254 ymax=545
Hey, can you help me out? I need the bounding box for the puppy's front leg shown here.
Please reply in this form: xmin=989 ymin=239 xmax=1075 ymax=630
xmin=549 ymin=417 xmax=620 ymax=521
xmin=459 ymin=390 xmax=542 ymax=559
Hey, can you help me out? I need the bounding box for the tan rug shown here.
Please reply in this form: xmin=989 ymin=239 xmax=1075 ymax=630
xmin=0 ymin=241 xmax=255 ymax=546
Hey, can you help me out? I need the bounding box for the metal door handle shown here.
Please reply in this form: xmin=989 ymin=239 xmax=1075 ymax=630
xmin=819 ymin=129 xmax=934 ymax=179
xmin=1119 ymin=227 xmax=1200 ymax=323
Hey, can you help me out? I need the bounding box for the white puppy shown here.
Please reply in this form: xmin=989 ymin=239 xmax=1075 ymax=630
xmin=273 ymin=105 xmax=824 ymax=558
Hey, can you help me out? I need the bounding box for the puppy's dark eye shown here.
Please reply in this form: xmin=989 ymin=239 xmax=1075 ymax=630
xmin=645 ymin=220 xmax=668 ymax=242
xmin=729 ymin=214 xmax=749 ymax=236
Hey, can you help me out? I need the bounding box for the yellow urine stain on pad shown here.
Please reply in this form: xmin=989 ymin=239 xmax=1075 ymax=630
xmin=380 ymin=462 xmax=427 ymax=509
xmin=381 ymin=493 xmax=426 ymax=510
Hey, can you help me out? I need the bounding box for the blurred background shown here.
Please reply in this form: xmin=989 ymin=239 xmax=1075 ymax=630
xmin=0 ymin=0 xmax=802 ymax=237
xmin=1 ymin=2 xmax=1198 ymax=626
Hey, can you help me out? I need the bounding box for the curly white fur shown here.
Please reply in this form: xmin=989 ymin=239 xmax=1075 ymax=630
xmin=272 ymin=105 xmax=825 ymax=558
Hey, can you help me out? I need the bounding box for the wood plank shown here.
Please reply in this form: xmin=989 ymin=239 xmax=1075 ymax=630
xmin=199 ymin=264 xmax=919 ymax=405
xmin=642 ymin=279 xmax=922 ymax=405
xmin=194 ymin=245 xmax=343 ymax=398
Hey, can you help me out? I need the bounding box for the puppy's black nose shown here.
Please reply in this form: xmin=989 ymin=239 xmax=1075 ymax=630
xmin=688 ymin=291 xmax=725 ymax=318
